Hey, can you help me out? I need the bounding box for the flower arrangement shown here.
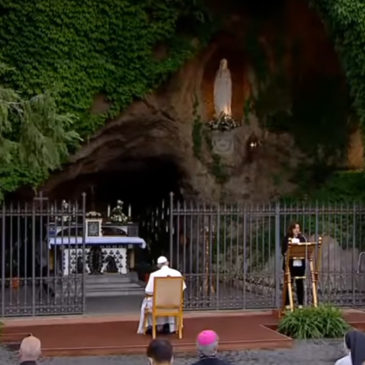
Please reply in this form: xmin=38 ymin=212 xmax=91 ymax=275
xmin=110 ymin=200 xmax=129 ymax=224
xmin=208 ymin=112 xmax=239 ymax=131
xmin=86 ymin=211 xmax=102 ymax=218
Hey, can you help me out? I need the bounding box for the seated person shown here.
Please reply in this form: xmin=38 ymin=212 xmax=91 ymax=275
xmin=137 ymin=256 xmax=186 ymax=335
xmin=147 ymin=339 xmax=174 ymax=365
xmin=19 ymin=335 xmax=41 ymax=365
xmin=191 ymin=330 xmax=231 ymax=365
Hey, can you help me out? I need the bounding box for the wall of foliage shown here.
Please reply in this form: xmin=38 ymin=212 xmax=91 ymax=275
xmin=0 ymin=0 xmax=211 ymax=197
xmin=314 ymin=0 xmax=365 ymax=125
xmin=0 ymin=0 xmax=211 ymax=136
xmin=0 ymin=0 xmax=364 ymax=199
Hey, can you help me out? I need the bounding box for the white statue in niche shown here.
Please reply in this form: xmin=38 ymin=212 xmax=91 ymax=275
xmin=213 ymin=58 xmax=232 ymax=117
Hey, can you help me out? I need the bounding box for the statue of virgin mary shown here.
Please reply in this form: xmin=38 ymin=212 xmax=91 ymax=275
xmin=213 ymin=58 xmax=232 ymax=117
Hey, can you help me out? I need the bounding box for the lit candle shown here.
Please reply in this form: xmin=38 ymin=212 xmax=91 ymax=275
xmin=128 ymin=205 xmax=131 ymax=218
xmin=107 ymin=205 xmax=110 ymax=218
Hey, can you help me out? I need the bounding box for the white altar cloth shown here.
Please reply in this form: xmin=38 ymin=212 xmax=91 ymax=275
xmin=48 ymin=236 xmax=146 ymax=248
xmin=48 ymin=236 xmax=146 ymax=275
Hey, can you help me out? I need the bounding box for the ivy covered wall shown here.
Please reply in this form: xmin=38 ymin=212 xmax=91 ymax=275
xmin=0 ymin=0 xmax=212 ymax=197
xmin=314 ymin=0 xmax=365 ymax=124
xmin=0 ymin=0 xmax=211 ymax=137
xmin=0 ymin=0 xmax=364 ymax=200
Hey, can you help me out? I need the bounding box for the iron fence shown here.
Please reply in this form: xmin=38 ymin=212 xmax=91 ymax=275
xmin=0 ymin=194 xmax=86 ymax=316
xmin=165 ymin=195 xmax=365 ymax=310
xmin=2 ymin=192 xmax=365 ymax=316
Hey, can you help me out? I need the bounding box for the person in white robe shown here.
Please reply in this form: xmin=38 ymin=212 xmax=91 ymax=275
xmin=137 ymin=256 xmax=186 ymax=334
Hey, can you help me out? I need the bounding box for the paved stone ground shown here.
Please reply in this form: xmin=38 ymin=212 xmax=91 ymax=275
xmin=0 ymin=339 xmax=347 ymax=364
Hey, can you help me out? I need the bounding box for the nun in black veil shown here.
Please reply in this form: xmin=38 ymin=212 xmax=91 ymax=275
xmin=335 ymin=330 xmax=365 ymax=365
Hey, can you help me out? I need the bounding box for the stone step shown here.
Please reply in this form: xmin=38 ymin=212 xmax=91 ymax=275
xmin=85 ymin=273 xmax=139 ymax=284
xmin=84 ymin=272 xmax=145 ymax=297
xmin=85 ymin=276 xmax=134 ymax=285
xmin=86 ymin=285 xmax=143 ymax=292
xmin=85 ymin=281 xmax=141 ymax=288
xmin=86 ymin=287 xmax=145 ymax=297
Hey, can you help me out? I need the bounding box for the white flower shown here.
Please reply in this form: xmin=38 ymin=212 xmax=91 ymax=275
xmin=86 ymin=211 xmax=102 ymax=218
xmin=207 ymin=113 xmax=239 ymax=131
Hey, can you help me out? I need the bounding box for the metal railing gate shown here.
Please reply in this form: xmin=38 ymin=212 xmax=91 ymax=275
xmin=0 ymin=194 xmax=86 ymax=316
xmin=2 ymin=192 xmax=365 ymax=315
xmin=145 ymin=194 xmax=365 ymax=310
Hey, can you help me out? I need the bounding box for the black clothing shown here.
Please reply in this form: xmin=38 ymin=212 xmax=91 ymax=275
xmin=345 ymin=330 xmax=365 ymax=365
xmin=281 ymin=234 xmax=307 ymax=262
xmin=281 ymin=234 xmax=306 ymax=306
xmin=145 ymin=324 xmax=175 ymax=336
xmin=191 ymin=356 xmax=230 ymax=365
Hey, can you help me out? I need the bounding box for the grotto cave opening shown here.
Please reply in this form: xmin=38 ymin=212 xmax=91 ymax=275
xmin=45 ymin=155 xmax=185 ymax=219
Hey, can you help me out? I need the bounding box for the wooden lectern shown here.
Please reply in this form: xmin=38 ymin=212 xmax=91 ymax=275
xmin=281 ymin=237 xmax=322 ymax=312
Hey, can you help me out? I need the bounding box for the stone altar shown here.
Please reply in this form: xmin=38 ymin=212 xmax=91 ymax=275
xmin=48 ymin=220 xmax=146 ymax=276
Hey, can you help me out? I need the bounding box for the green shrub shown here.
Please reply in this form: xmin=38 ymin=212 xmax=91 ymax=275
xmin=278 ymin=305 xmax=350 ymax=339
xmin=307 ymin=171 xmax=365 ymax=202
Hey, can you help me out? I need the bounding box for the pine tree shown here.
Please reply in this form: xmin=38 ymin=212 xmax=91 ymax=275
xmin=0 ymin=64 xmax=80 ymax=199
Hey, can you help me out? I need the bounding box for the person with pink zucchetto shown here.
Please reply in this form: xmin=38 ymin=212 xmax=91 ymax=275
xmin=191 ymin=330 xmax=231 ymax=365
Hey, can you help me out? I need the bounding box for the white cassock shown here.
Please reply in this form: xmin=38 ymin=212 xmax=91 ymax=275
xmin=137 ymin=265 xmax=186 ymax=334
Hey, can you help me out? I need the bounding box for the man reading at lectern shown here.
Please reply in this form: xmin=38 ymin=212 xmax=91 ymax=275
xmin=282 ymin=222 xmax=307 ymax=309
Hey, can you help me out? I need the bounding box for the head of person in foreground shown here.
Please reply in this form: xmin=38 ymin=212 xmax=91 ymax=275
xmin=147 ymin=338 xmax=174 ymax=365
xmin=345 ymin=330 xmax=365 ymax=365
xmin=197 ymin=329 xmax=219 ymax=357
xmin=19 ymin=335 xmax=41 ymax=363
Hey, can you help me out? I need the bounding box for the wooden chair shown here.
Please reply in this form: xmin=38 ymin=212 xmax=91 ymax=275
xmin=143 ymin=276 xmax=184 ymax=339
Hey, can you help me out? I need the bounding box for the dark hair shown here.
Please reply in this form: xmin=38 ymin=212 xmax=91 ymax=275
xmin=287 ymin=222 xmax=300 ymax=237
xmin=345 ymin=330 xmax=365 ymax=365
xmin=147 ymin=339 xmax=173 ymax=363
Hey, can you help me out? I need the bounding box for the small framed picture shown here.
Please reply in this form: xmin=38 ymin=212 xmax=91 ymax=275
xmin=87 ymin=220 xmax=101 ymax=237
